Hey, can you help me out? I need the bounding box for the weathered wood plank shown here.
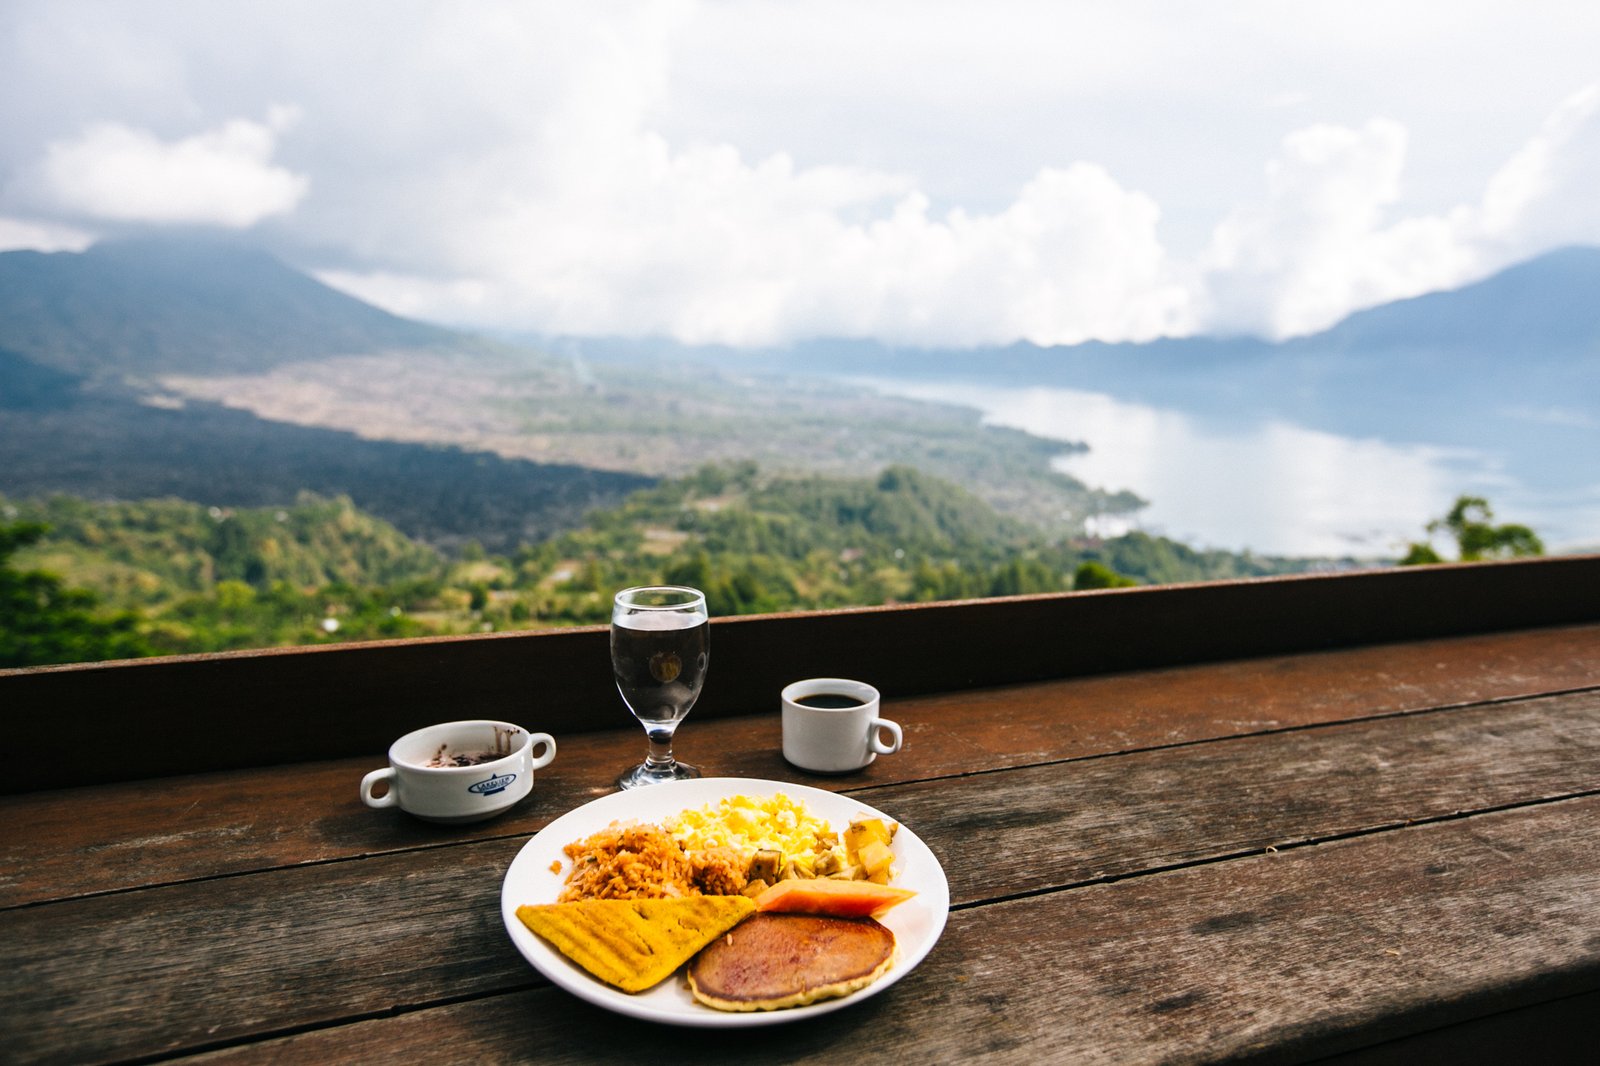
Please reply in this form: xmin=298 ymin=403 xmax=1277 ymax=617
xmin=181 ymin=798 xmax=1600 ymax=1066
xmin=913 ymin=797 xmax=1600 ymax=1065
xmin=5 ymin=627 xmax=1597 ymax=908
xmin=4 ymin=556 xmax=1597 ymax=792
xmin=1 ymin=837 xmax=537 ymax=1066
xmin=879 ymin=691 xmax=1600 ymax=903
xmin=3 ymin=695 xmax=1598 ymax=1063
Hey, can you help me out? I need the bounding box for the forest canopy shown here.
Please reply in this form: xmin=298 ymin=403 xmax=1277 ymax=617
xmin=2 ymin=463 xmax=1356 ymax=667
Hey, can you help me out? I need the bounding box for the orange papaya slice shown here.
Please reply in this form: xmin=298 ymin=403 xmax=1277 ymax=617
xmin=753 ymin=877 xmax=916 ymax=918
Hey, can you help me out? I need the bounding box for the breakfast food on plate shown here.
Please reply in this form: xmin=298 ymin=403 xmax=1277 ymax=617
xmin=841 ymin=816 xmax=898 ymax=884
xmin=752 ymin=877 xmax=915 ymax=917
xmin=515 ymin=895 xmax=756 ymax=992
xmin=523 ymin=792 xmax=920 ymax=1011
xmin=668 ymin=792 xmax=850 ymax=888
xmin=553 ymin=796 xmax=904 ymax=904
xmin=687 ymin=912 xmax=897 ymax=1011
xmin=557 ymin=823 xmax=695 ymax=900
xmin=557 ymin=822 xmax=746 ymax=901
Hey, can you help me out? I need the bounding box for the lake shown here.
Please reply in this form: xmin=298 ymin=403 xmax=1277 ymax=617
xmin=861 ymin=379 xmax=1594 ymax=558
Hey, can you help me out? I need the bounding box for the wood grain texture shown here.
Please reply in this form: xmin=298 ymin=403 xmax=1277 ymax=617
xmin=179 ymin=797 xmax=1600 ymax=1066
xmin=873 ymin=690 xmax=1600 ymax=903
xmin=4 ymin=694 xmax=1597 ymax=1064
xmin=913 ymin=797 xmax=1600 ymax=1065
xmin=4 ymin=556 xmax=1597 ymax=792
xmin=5 ymin=626 xmax=1597 ymax=909
xmin=1 ymin=837 xmax=535 ymax=1065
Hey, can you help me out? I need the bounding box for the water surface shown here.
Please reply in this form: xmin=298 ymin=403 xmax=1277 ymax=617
xmin=865 ymin=379 xmax=1591 ymax=557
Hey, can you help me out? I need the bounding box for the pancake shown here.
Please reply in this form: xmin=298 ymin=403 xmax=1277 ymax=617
xmin=687 ymin=912 xmax=897 ymax=1011
xmin=516 ymin=895 xmax=756 ymax=993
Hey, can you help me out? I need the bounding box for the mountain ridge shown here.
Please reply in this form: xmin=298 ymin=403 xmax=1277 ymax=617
xmin=1303 ymin=245 xmax=1600 ymax=357
xmin=0 ymin=235 xmax=462 ymax=379
xmin=2 ymin=235 xmax=1593 ymax=554
xmin=0 ymin=236 xmax=649 ymax=550
xmin=4 ymin=235 xmax=1596 ymax=386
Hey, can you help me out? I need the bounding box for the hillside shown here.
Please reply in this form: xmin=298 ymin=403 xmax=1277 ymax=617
xmin=0 ymin=236 xmax=1139 ymax=542
xmin=565 ymin=244 xmax=1600 ymax=442
xmin=0 ymin=236 xmax=460 ymax=378
xmin=0 ymin=374 xmax=651 ymax=553
xmin=1306 ymin=246 xmax=1600 ymax=357
xmin=5 ymin=463 xmax=1314 ymax=664
xmin=11 ymin=235 xmax=1586 ymax=562
xmin=0 ymin=237 xmax=653 ymax=550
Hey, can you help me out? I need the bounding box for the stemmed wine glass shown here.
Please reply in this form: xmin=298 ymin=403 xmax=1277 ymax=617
xmin=610 ymin=585 xmax=709 ymax=789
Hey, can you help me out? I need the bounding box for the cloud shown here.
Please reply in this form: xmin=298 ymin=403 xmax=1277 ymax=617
xmin=301 ymin=18 xmax=1600 ymax=349
xmin=1471 ymin=83 xmax=1600 ymax=248
xmin=325 ymin=147 xmax=1195 ymax=347
xmin=302 ymin=12 xmax=1198 ymax=350
xmin=2 ymin=4 xmax=1598 ymax=347
xmin=1199 ymin=82 xmax=1600 ymax=339
xmin=13 ymin=107 xmax=308 ymax=228
xmin=1200 ymin=118 xmax=1444 ymax=337
xmin=0 ymin=215 xmax=95 ymax=253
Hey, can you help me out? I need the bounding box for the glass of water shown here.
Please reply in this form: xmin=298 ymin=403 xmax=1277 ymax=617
xmin=610 ymin=585 xmax=709 ymax=789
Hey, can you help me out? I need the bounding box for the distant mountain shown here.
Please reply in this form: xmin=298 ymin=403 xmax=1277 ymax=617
xmin=549 ymin=247 xmax=1598 ymax=550
xmin=4 ymin=235 xmax=1592 ymax=552
xmin=1305 ymin=245 xmax=1600 ymax=358
xmin=0 ymin=235 xmax=460 ymax=378
xmin=564 ymin=243 xmax=1600 ymax=381
xmin=0 ymin=386 xmax=651 ymax=552
xmin=0 ymin=236 xmax=648 ymax=549
xmin=567 ymin=245 xmax=1596 ymax=443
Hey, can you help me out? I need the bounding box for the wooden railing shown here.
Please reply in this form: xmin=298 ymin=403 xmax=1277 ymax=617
xmin=4 ymin=554 xmax=1597 ymax=793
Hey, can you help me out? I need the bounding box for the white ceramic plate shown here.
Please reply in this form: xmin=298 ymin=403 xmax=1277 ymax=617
xmin=500 ymin=777 xmax=950 ymax=1027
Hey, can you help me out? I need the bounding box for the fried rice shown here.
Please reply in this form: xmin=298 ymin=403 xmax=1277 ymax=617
xmin=558 ymin=822 xmax=749 ymax=901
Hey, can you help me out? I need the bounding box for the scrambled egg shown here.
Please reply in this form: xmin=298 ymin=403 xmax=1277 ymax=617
xmin=667 ymin=793 xmax=842 ymax=867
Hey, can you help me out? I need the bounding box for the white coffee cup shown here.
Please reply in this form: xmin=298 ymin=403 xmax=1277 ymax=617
xmin=781 ymin=678 xmax=903 ymax=774
xmin=360 ymin=720 xmax=555 ymax=823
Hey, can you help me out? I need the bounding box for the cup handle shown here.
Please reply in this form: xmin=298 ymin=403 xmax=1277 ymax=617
xmin=360 ymin=767 xmax=398 ymax=808
xmin=527 ymin=733 xmax=557 ymax=771
xmin=869 ymin=718 xmax=903 ymax=755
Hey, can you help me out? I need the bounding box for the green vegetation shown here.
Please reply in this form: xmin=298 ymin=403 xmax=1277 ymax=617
xmin=2 ymin=464 xmax=1318 ymax=666
xmin=1 ymin=495 xmax=444 ymax=665
xmin=1 ymin=521 xmax=153 ymax=667
xmin=1072 ymin=561 xmax=1139 ymax=590
xmin=1399 ymin=495 xmax=1544 ymax=565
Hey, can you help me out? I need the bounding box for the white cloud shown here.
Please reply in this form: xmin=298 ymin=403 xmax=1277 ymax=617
xmin=14 ymin=107 xmax=308 ymax=228
xmin=2 ymin=4 xmax=1599 ymax=347
xmin=0 ymin=215 xmax=95 ymax=253
xmin=297 ymin=9 xmax=1197 ymax=349
xmin=327 ymin=147 xmax=1194 ymax=347
xmin=1199 ymin=82 xmax=1600 ymax=339
xmin=1470 ymin=83 xmax=1600 ymax=250
xmin=287 ymin=8 xmax=1600 ymax=348
xmin=1200 ymin=118 xmax=1445 ymax=337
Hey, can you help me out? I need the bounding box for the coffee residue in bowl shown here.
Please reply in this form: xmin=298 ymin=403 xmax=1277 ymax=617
xmin=427 ymin=726 xmax=518 ymax=767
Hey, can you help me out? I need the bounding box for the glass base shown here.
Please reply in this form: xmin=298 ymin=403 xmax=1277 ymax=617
xmin=617 ymin=759 xmax=701 ymax=790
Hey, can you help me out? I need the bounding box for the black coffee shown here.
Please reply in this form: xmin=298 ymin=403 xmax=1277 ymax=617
xmin=795 ymin=693 xmax=866 ymax=709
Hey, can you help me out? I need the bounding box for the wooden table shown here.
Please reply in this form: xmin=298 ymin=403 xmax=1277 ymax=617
xmin=4 ymin=566 xmax=1599 ymax=1063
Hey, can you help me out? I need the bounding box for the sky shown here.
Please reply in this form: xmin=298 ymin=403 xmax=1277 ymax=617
xmin=3 ymin=0 xmax=1599 ymax=348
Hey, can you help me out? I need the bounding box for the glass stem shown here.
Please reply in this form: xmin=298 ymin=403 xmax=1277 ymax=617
xmin=644 ymin=727 xmax=676 ymax=769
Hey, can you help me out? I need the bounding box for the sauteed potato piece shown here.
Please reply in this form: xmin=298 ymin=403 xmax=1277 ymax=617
xmin=748 ymin=849 xmax=783 ymax=883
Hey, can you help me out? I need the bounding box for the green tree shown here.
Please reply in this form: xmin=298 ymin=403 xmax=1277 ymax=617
xmin=0 ymin=521 xmax=152 ymax=667
xmin=1073 ymin=561 xmax=1138 ymax=590
xmin=987 ymin=557 xmax=1064 ymax=597
xmin=1401 ymin=496 xmax=1544 ymax=565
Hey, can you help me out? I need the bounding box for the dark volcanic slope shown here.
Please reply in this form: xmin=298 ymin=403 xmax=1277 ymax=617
xmin=0 ymin=237 xmax=652 ymax=549
xmin=0 ymin=358 xmax=651 ymax=552
xmin=0 ymin=236 xmax=460 ymax=378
